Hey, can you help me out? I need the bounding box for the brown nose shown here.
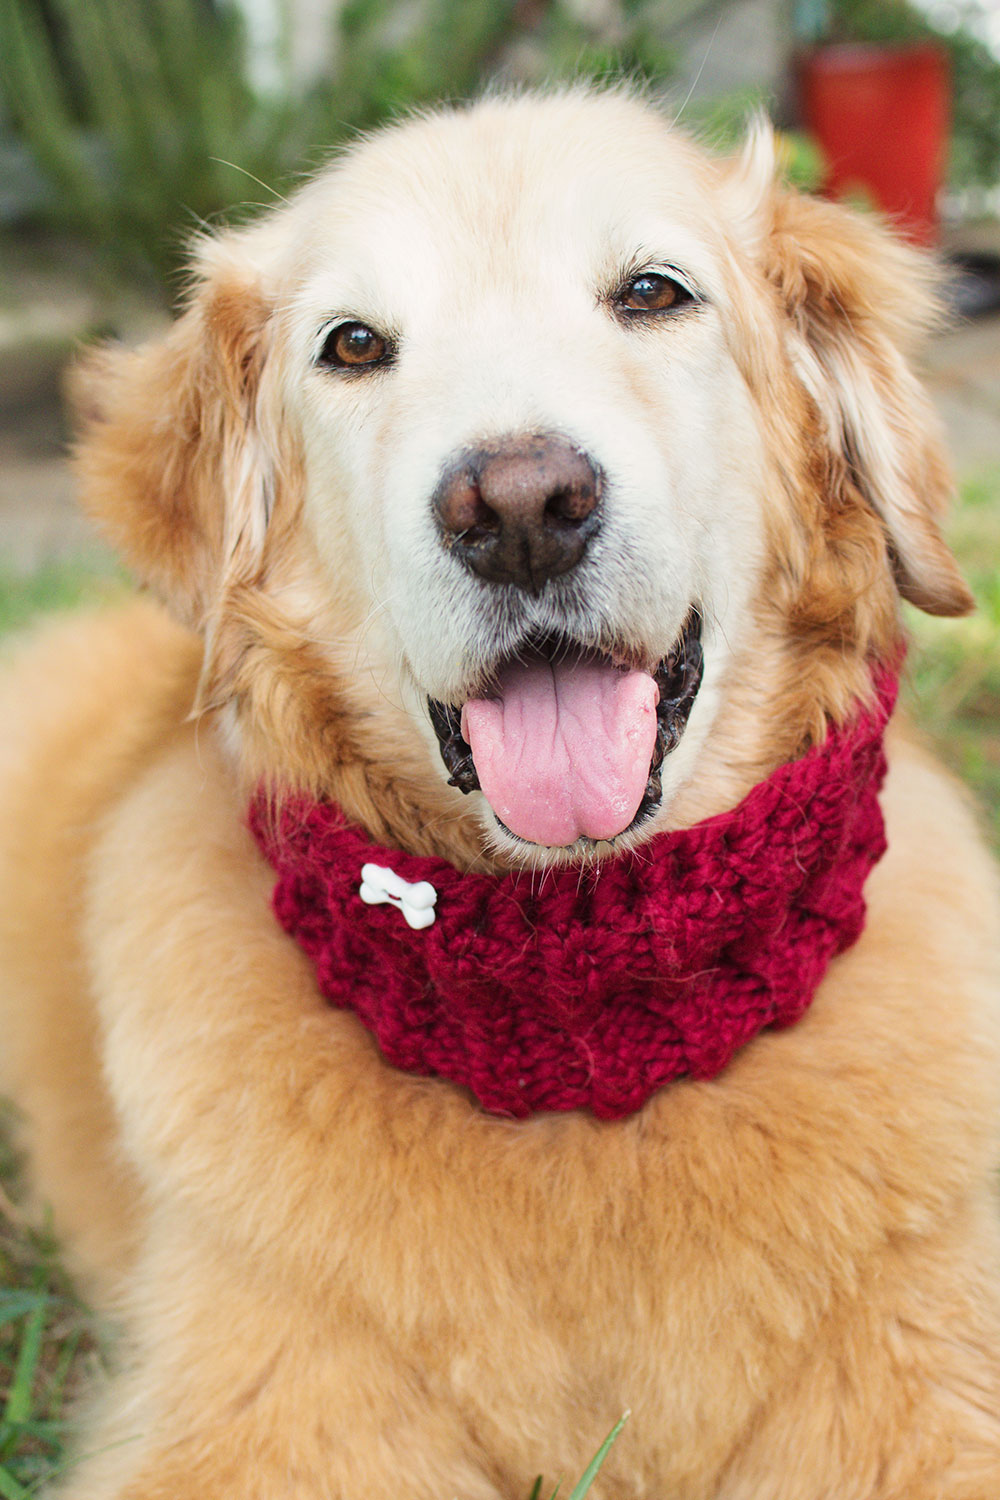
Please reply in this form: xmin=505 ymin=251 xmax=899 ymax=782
xmin=433 ymin=434 xmax=602 ymax=592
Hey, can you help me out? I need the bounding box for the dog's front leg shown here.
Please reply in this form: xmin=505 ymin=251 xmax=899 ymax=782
xmin=55 ymin=1217 xmax=509 ymax=1500
xmin=67 ymin=738 xmax=531 ymax=1500
xmin=714 ymin=1206 xmax=1000 ymax=1499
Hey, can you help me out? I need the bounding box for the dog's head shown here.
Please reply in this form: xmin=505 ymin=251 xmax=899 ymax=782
xmin=74 ymin=88 xmax=971 ymax=868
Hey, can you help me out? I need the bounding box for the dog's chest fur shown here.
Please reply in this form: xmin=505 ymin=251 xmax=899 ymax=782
xmin=70 ymin=671 xmax=1000 ymax=1494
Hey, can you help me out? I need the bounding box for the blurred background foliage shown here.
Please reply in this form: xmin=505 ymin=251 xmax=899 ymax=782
xmin=2 ymin=0 xmax=999 ymax=294
xmin=0 ymin=0 xmax=680 ymax=290
xmin=0 ymin=0 xmax=524 ymax=287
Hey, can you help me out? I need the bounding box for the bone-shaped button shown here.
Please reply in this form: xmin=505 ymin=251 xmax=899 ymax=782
xmin=359 ymin=863 xmax=438 ymax=930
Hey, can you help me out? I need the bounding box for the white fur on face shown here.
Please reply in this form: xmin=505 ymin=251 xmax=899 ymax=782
xmin=266 ymin=93 xmax=772 ymax=852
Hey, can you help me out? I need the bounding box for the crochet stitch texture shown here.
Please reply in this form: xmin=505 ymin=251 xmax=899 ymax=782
xmin=250 ymin=674 xmax=897 ymax=1119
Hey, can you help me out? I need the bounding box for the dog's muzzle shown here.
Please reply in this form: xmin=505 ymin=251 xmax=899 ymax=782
xmin=429 ymin=611 xmax=704 ymax=847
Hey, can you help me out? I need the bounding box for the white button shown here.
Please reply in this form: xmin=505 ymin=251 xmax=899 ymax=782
xmin=359 ymin=863 xmax=438 ymax=930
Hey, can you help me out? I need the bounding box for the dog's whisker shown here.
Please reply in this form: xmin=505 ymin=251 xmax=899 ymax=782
xmin=207 ymin=157 xmax=292 ymax=207
xmin=672 ymin=14 xmax=725 ymax=129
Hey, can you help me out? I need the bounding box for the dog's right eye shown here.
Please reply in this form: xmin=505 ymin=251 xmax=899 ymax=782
xmin=614 ymin=271 xmax=698 ymax=315
xmin=316 ymin=321 xmax=391 ymax=371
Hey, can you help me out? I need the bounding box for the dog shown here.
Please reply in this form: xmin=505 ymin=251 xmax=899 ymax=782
xmin=1 ymin=86 xmax=1000 ymax=1498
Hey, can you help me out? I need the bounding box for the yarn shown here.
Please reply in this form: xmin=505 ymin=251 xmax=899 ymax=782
xmin=249 ymin=673 xmax=897 ymax=1119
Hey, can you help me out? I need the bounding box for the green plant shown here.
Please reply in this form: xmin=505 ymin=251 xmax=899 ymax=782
xmin=0 ymin=559 xmax=124 ymax=639
xmin=907 ymin=465 xmax=1000 ymax=852
xmin=0 ymin=0 xmax=521 ymax=289
xmin=0 ymin=0 xmax=691 ymax=295
xmin=1 ymin=1109 xmax=100 ymax=1499
xmin=528 ymin=1410 xmax=630 ymax=1500
xmin=513 ymin=3 xmax=677 ymax=90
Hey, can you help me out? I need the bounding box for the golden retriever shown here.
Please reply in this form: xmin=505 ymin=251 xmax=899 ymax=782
xmin=2 ymin=87 xmax=1000 ymax=1498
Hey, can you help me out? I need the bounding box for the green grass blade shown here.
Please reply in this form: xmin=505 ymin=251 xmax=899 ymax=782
xmin=565 ymin=1410 xmax=630 ymax=1500
xmin=4 ymin=1301 xmax=47 ymax=1426
xmin=0 ymin=1463 xmax=29 ymax=1500
xmin=0 ymin=1295 xmax=49 ymax=1326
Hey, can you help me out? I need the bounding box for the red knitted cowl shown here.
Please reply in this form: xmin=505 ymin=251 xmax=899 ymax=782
xmin=249 ymin=673 xmax=897 ymax=1120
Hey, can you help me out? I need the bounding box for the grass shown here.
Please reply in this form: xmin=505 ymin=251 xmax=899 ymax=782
xmin=0 ymin=1112 xmax=100 ymax=1500
xmin=0 ymin=470 xmax=997 ymax=1491
xmin=529 ymin=1412 xmax=630 ymax=1500
xmin=906 ymin=464 xmax=1000 ymax=852
xmin=0 ymin=556 xmax=124 ymax=640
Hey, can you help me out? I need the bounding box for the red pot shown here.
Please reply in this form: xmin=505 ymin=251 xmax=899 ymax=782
xmin=797 ymin=41 xmax=950 ymax=245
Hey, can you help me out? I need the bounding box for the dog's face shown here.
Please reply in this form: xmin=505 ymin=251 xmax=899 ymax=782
xmin=75 ymin=90 xmax=972 ymax=867
xmin=285 ymin=97 xmax=771 ymax=855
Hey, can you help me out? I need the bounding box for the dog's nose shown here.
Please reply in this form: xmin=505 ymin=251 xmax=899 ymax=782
xmin=433 ymin=435 xmax=602 ymax=591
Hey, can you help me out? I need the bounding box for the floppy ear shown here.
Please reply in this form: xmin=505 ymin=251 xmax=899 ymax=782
xmin=731 ymin=134 xmax=972 ymax=618
xmin=72 ymin=241 xmax=282 ymax=633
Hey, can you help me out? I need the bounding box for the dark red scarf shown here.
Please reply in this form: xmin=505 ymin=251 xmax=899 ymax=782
xmin=249 ymin=674 xmax=896 ymax=1119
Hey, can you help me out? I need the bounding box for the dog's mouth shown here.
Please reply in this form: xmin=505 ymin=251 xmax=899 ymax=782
xmin=428 ymin=611 xmax=703 ymax=847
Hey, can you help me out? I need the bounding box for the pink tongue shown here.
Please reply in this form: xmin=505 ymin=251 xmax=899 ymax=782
xmin=461 ymin=653 xmax=658 ymax=846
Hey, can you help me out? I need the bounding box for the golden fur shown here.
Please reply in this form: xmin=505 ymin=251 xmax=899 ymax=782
xmin=1 ymin=90 xmax=999 ymax=1496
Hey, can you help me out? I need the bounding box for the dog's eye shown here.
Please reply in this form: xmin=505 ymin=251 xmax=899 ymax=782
xmin=317 ymin=321 xmax=390 ymax=370
xmin=615 ymin=272 xmax=696 ymax=315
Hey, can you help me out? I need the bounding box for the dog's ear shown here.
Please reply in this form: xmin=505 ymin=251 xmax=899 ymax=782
xmin=725 ymin=128 xmax=973 ymax=617
xmin=72 ymin=234 xmax=284 ymax=632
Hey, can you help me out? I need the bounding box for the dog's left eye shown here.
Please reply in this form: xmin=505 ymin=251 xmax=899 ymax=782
xmin=316 ymin=321 xmax=391 ymax=370
xmin=614 ymin=272 xmax=696 ymax=315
